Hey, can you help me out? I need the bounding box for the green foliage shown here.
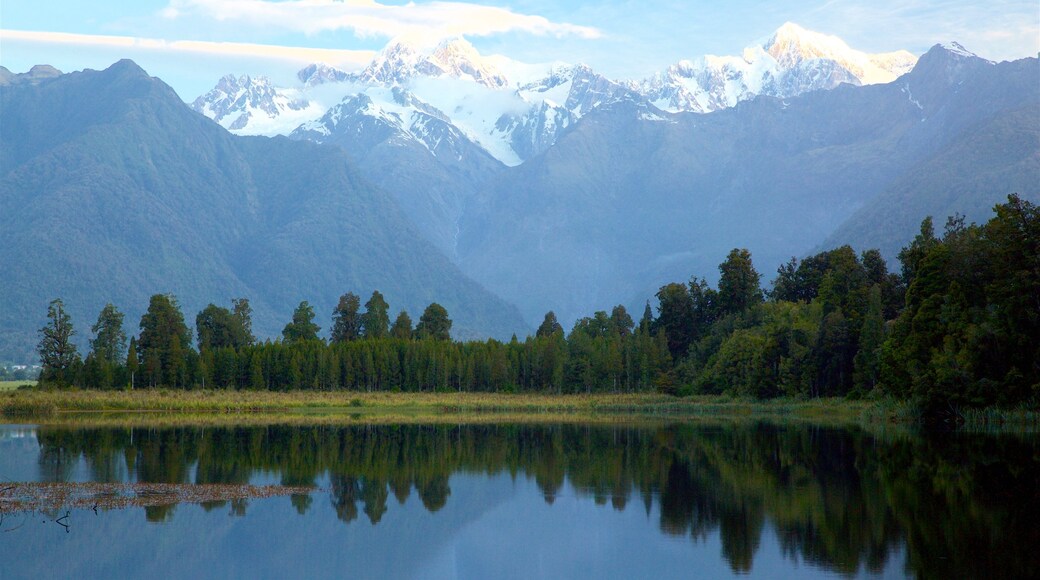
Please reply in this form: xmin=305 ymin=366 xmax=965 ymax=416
xmin=90 ymin=304 xmax=127 ymax=364
xmin=282 ymin=301 xmax=321 ymax=344
xmin=536 ymin=311 xmax=563 ymax=337
xmin=138 ymin=294 xmax=192 ymax=388
xmin=717 ymin=248 xmax=763 ymax=316
xmin=197 ymin=301 xmax=252 ymax=351
xmin=331 ymin=293 xmax=362 ymax=343
xmin=35 ymin=196 xmax=1037 ymax=410
xmin=415 ymin=303 xmax=452 ymax=341
xmin=38 ymin=298 xmax=80 ymax=386
xmin=360 ymin=291 xmax=390 ymax=339
xmin=390 ymin=311 xmax=414 ymax=340
xmin=881 ymin=195 xmax=1040 ymax=416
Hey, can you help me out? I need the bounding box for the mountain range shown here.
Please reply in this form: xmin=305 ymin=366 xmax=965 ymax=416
xmin=0 ymin=60 xmax=528 ymax=362
xmin=1 ymin=23 xmax=1037 ymax=362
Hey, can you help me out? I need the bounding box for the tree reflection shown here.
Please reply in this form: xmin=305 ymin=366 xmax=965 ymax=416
xmin=35 ymin=422 xmax=1039 ymax=577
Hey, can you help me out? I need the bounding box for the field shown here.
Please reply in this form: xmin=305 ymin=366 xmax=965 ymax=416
xmin=0 ymin=380 xmax=34 ymax=391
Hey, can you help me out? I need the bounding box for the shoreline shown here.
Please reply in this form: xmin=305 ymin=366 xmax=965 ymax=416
xmin=1 ymin=388 xmax=1037 ymax=429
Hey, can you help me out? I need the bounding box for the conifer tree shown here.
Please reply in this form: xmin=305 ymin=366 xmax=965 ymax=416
xmin=38 ymin=298 xmax=79 ymax=385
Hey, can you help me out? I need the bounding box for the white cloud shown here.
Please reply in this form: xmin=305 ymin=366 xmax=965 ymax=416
xmin=1 ymin=29 xmax=375 ymax=69
xmin=160 ymin=0 xmax=601 ymax=41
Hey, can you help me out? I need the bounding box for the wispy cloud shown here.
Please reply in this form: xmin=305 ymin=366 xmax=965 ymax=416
xmin=160 ymin=0 xmax=602 ymax=41
xmin=1 ymin=29 xmax=375 ymax=67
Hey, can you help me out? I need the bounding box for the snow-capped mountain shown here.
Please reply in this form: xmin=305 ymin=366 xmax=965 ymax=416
xmin=291 ymin=86 xmax=479 ymax=161
xmin=191 ymin=23 xmax=918 ymax=162
xmin=297 ymin=63 xmax=350 ymax=87
xmin=190 ymin=74 xmax=321 ymax=135
xmin=640 ymin=22 xmax=918 ymax=113
xmin=348 ymin=37 xmax=509 ymax=89
xmin=496 ymin=64 xmax=643 ymax=160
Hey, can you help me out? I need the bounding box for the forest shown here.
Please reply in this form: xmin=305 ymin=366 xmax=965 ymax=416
xmin=34 ymin=195 xmax=1038 ymax=416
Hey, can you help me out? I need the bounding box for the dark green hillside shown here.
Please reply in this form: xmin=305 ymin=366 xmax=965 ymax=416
xmin=0 ymin=60 xmax=527 ymax=361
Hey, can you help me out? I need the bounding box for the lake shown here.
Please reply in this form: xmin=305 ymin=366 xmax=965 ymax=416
xmin=0 ymin=420 xmax=1036 ymax=578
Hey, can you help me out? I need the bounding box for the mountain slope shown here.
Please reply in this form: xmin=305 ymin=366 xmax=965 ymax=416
xmin=0 ymin=61 xmax=528 ymax=361
xmin=821 ymin=103 xmax=1040 ymax=258
xmin=289 ymin=89 xmax=505 ymax=256
xmin=456 ymin=47 xmax=1039 ymax=326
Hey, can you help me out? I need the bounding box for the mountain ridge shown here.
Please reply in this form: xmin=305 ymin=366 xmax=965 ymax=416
xmin=0 ymin=60 xmax=529 ymax=361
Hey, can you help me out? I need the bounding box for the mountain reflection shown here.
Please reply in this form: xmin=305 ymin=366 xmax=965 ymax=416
xmin=34 ymin=423 xmax=1039 ymax=577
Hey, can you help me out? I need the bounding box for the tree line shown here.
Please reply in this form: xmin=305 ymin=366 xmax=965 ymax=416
xmin=36 ymin=195 xmax=1038 ymax=411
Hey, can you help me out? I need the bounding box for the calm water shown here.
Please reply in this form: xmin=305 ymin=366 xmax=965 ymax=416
xmin=0 ymin=421 xmax=1036 ymax=579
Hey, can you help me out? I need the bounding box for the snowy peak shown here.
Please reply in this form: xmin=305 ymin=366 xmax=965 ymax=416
xmin=423 ymin=38 xmax=509 ymax=89
xmin=642 ymin=22 xmax=919 ymax=113
xmin=939 ymin=42 xmax=982 ymax=59
xmin=191 ymin=73 xmax=316 ymax=134
xmin=350 ymin=37 xmax=509 ymax=89
xmin=297 ymin=63 xmax=350 ymax=87
xmin=762 ymin=22 xmax=917 ymax=82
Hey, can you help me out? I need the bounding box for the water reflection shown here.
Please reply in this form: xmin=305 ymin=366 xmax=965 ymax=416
xmin=9 ymin=422 xmax=1040 ymax=577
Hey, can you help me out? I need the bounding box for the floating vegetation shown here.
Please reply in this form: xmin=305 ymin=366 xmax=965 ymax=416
xmin=0 ymin=482 xmax=317 ymax=514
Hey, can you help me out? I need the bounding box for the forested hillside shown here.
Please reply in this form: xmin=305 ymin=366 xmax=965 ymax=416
xmin=0 ymin=60 xmax=529 ymax=361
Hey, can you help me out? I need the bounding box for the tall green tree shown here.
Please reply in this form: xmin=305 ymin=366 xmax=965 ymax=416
xmin=655 ymin=282 xmax=695 ymax=360
xmin=138 ymin=294 xmax=192 ymax=388
xmin=610 ymin=305 xmax=634 ymax=337
xmin=717 ymin=248 xmax=762 ymax=316
xmin=416 ymin=303 xmax=452 ymax=341
xmin=536 ymin=311 xmax=564 ymax=337
xmin=231 ymin=298 xmax=255 ymax=346
xmin=38 ymin=298 xmax=79 ymax=385
xmin=90 ymin=303 xmax=127 ymax=364
xmin=282 ymin=301 xmax=321 ymax=343
xmin=331 ymin=292 xmax=362 ymax=343
xmin=390 ymin=311 xmax=414 ymax=340
xmin=126 ymin=336 xmax=139 ymax=389
xmin=361 ymin=291 xmax=390 ymax=339
xmin=853 ymin=285 xmax=885 ymax=393
xmin=638 ymin=302 xmax=654 ymax=334
xmin=196 ymin=303 xmax=251 ymax=351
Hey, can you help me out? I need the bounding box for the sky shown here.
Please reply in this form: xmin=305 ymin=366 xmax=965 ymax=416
xmin=2 ymin=0 xmax=1038 ymax=100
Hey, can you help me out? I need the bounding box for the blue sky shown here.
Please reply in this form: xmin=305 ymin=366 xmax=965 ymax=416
xmin=2 ymin=0 xmax=1037 ymax=99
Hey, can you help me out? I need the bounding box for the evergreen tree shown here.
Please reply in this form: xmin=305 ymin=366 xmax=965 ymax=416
xmin=853 ymin=285 xmax=885 ymax=393
xmin=390 ymin=311 xmax=414 ymax=340
xmin=138 ymin=294 xmax=192 ymax=388
xmin=126 ymin=336 xmax=139 ymax=389
xmin=655 ymin=282 xmax=695 ymax=360
xmin=90 ymin=303 xmax=127 ymax=364
xmin=416 ymin=303 xmax=452 ymax=341
xmin=197 ymin=303 xmax=251 ymax=351
xmin=536 ymin=311 xmax=564 ymax=337
xmin=361 ymin=291 xmax=390 ymax=339
xmin=37 ymin=298 xmax=79 ymax=385
xmin=610 ymin=305 xmax=634 ymax=337
xmin=639 ymin=302 xmax=654 ymax=334
xmin=331 ymin=292 xmax=362 ymax=343
xmin=231 ymin=298 xmax=255 ymax=346
xmin=717 ymin=248 xmax=762 ymax=316
xmin=282 ymin=301 xmax=321 ymax=343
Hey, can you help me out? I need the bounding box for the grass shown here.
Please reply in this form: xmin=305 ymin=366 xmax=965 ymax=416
xmin=0 ymin=388 xmax=875 ymax=423
xmin=2 ymin=388 xmax=1033 ymax=431
xmin=0 ymin=380 xmax=35 ymax=391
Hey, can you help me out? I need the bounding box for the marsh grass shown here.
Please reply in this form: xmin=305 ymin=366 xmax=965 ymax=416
xmin=1 ymin=389 xmax=874 ymax=424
